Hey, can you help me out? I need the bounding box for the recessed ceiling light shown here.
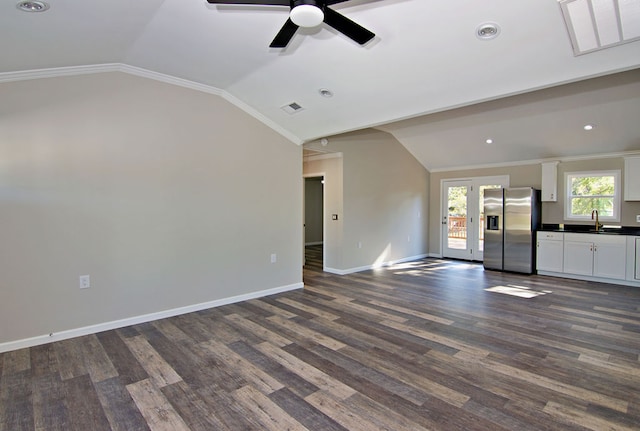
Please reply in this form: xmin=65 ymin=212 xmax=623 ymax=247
xmin=476 ymin=22 xmax=500 ymax=40
xmin=583 ymin=124 xmax=594 ymax=130
xmin=486 ymin=138 xmax=494 ymax=144
xmin=319 ymin=88 xmax=333 ymax=98
xmin=16 ymin=0 xmax=49 ymax=12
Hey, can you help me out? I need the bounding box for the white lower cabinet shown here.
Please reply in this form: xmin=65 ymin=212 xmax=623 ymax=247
xmin=537 ymin=232 xmax=564 ymax=272
xmin=637 ymin=238 xmax=640 ymax=280
xmin=563 ymin=239 xmax=594 ymax=276
xmin=594 ymin=238 xmax=627 ymax=280
xmin=628 ymin=237 xmax=640 ymax=281
xmin=537 ymin=231 xmax=637 ymax=285
xmin=562 ymin=233 xmax=626 ymax=280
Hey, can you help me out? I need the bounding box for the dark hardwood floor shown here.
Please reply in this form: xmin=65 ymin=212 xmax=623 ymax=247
xmin=2 ymin=252 xmax=639 ymax=430
xmin=304 ymin=244 xmax=323 ymax=272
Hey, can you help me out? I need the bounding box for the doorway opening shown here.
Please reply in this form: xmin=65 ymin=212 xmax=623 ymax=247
xmin=304 ymin=176 xmax=324 ymax=271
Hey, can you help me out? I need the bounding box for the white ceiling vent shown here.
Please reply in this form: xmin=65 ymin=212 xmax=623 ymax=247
xmin=559 ymin=0 xmax=640 ymax=55
xmin=281 ymin=102 xmax=304 ymax=115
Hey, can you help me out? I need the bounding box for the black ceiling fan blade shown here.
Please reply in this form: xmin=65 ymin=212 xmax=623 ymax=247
xmin=206 ymin=0 xmax=289 ymax=5
xmin=270 ymin=18 xmax=299 ymax=48
xmin=323 ymin=7 xmax=375 ymax=45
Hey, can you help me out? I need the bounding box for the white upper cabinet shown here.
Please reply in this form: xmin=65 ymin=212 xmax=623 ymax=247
xmin=624 ymin=156 xmax=640 ymax=201
xmin=541 ymin=162 xmax=558 ymax=202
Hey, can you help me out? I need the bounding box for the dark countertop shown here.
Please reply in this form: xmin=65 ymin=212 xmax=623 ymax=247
xmin=540 ymin=223 xmax=640 ymax=236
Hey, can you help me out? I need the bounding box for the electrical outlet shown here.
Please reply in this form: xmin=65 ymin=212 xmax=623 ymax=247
xmin=79 ymin=275 xmax=90 ymax=289
xmin=270 ymin=253 xmax=277 ymax=263
xmin=357 ymin=241 xmax=362 ymax=249
xmin=636 ymin=214 xmax=640 ymax=223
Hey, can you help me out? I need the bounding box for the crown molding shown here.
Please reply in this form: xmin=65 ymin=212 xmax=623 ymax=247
xmin=220 ymin=91 xmax=303 ymax=145
xmin=119 ymin=64 xmax=224 ymax=96
xmin=0 ymin=63 xmax=121 ymax=83
xmin=304 ymin=152 xmax=343 ymax=162
xmin=0 ymin=63 xmax=303 ymax=145
xmin=430 ymin=150 xmax=640 ymax=173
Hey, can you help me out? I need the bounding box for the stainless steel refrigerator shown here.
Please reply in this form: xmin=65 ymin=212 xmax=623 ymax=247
xmin=483 ymin=187 xmax=541 ymax=274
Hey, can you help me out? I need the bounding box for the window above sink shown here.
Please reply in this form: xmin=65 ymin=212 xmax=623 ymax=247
xmin=564 ymin=170 xmax=621 ymax=222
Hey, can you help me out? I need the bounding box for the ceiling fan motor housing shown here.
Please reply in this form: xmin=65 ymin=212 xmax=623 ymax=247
xmin=206 ymin=0 xmax=374 ymax=47
xmin=292 ymin=0 xmax=322 ymax=9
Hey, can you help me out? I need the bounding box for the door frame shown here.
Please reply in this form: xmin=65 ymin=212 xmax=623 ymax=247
xmin=441 ymin=180 xmax=473 ymax=260
xmin=303 ymin=172 xmax=325 ymax=267
xmin=440 ymin=175 xmax=509 ymax=261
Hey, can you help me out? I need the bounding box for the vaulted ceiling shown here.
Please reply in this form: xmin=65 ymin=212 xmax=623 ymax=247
xmin=2 ymin=0 xmax=639 ymax=170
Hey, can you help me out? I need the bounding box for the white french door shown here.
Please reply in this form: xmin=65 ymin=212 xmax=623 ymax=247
xmin=442 ymin=180 xmax=472 ymax=260
xmin=442 ymin=176 xmax=508 ymax=261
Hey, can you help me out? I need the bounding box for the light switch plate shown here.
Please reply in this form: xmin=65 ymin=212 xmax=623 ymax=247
xmin=636 ymin=214 xmax=640 ymax=223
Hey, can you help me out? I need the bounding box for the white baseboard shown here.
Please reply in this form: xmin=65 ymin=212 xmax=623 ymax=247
xmin=429 ymin=253 xmax=443 ymax=258
xmin=536 ymin=271 xmax=640 ymax=287
xmin=324 ymin=254 xmax=429 ymax=275
xmin=0 ymin=282 xmax=303 ymax=354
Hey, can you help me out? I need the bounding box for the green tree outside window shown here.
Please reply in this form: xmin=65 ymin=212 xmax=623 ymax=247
xmin=566 ymin=172 xmax=619 ymax=220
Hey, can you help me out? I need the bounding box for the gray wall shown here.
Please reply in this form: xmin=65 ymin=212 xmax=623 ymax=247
xmin=0 ymin=72 xmax=302 ymax=345
xmin=305 ymin=129 xmax=429 ymax=272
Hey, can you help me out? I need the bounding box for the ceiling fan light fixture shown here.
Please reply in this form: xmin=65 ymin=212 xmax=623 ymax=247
xmin=290 ymin=4 xmax=324 ymax=28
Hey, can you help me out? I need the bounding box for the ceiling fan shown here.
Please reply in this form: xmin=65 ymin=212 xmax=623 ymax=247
xmin=206 ymin=0 xmax=375 ymax=48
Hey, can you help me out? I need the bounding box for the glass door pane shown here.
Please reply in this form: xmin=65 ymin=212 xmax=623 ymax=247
xmin=448 ymin=186 xmax=468 ymax=250
xmin=442 ymin=180 xmax=472 ymax=259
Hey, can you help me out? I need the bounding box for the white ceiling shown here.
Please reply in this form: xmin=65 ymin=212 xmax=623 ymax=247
xmin=1 ymin=0 xmax=639 ymax=171
xmin=377 ymin=69 xmax=640 ymax=170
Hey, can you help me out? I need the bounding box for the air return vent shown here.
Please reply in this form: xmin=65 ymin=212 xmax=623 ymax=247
xmin=281 ymin=102 xmax=304 ymax=114
xmin=559 ymin=0 xmax=640 ymax=55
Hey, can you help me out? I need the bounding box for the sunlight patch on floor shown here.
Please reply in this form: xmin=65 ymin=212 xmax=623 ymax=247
xmin=391 ymin=260 xmax=479 ymax=275
xmin=485 ymin=284 xmax=552 ymax=298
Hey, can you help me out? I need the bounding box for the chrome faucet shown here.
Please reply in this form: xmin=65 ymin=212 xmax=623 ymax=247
xmin=591 ymin=209 xmax=603 ymax=232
